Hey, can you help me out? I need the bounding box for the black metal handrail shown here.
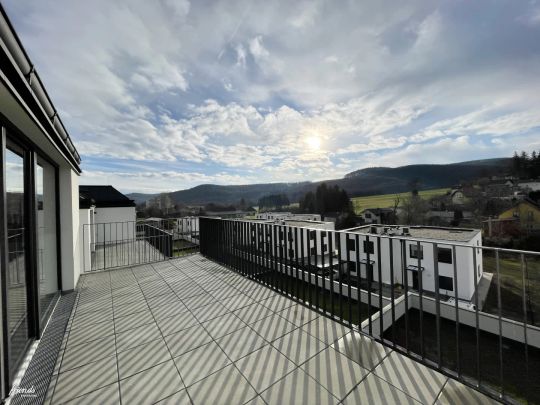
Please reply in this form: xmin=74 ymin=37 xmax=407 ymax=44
xmin=199 ymin=216 xmax=540 ymax=405
xmin=82 ymin=217 xmax=200 ymax=272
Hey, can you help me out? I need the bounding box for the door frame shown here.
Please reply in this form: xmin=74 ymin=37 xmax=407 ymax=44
xmin=0 ymin=116 xmax=62 ymax=394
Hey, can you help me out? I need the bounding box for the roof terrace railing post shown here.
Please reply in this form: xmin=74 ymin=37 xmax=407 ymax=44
xmin=278 ymin=225 xmax=283 ymax=292
xmin=330 ymin=230 xmax=336 ymax=320
xmin=433 ymin=242 xmax=441 ymax=369
xmin=401 ymin=238 xmax=409 ymax=354
xmin=377 ymin=236 xmax=383 ymax=338
xmin=355 ymin=234 xmax=362 ymax=329
xmin=418 ymin=241 xmax=424 ymax=360
xmin=320 ymin=231 xmax=326 ymax=314
xmin=335 ymin=230 xmax=342 ymax=322
xmin=295 ymin=227 xmax=300 ymax=303
xmin=313 ymin=231 xmax=319 ymax=311
xmin=300 ymin=228 xmax=305 ymax=303
xmin=307 ymin=230 xmax=313 ymax=309
xmin=473 ymin=244 xmax=481 ymax=386
xmin=521 ymin=253 xmax=530 ymax=402
xmin=495 ymin=249 xmax=503 ymax=398
xmin=452 ymin=245 xmax=461 ymax=379
xmin=346 ymin=233 xmax=352 ymax=325
xmin=389 ymin=238 xmax=396 ymax=347
xmin=366 ymin=235 xmax=372 ymax=336
xmin=272 ymin=224 xmax=278 ymax=291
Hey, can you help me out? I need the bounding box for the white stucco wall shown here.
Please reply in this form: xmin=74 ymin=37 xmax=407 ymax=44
xmin=93 ymin=206 xmax=136 ymax=244
xmin=59 ymin=166 xmax=81 ymax=291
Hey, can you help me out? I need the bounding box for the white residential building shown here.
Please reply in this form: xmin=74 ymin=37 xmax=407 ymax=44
xmin=176 ymin=216 xmax=199 ymax=243
xmin=338 ymin=225 xmax=483 ymax=302
xmin=239 ymin=218 xmax=336 ymax=273
xmin=255 ymin=212 xmax=322 ymax=221
xmin=78 ymin=186 xmax=137 ymax=271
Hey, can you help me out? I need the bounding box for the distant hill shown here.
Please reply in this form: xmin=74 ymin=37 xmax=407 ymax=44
xmin=127 ymin=192 xmax=159 ymax=205
xmin=127 ymin=158 xmax=512 ymax=205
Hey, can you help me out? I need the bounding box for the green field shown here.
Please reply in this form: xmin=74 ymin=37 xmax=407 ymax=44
xmin=351 ymin=188 xmax=450 ymax=214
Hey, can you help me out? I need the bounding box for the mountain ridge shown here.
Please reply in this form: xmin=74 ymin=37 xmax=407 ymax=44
xmin=126 ymin=157 xmax=512 ymax=205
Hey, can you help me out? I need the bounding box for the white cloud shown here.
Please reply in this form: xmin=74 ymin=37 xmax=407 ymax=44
xmin=4 ymin=0 xmax=540 ymax=192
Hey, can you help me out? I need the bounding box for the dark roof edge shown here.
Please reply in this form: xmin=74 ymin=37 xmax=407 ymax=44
xmin=0 ymin=5 xmax=81 ymax=170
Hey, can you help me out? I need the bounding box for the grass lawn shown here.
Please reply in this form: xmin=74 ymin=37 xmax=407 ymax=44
xmin=384 ymin=309 xmax=540 ymax=404
xmin=351 ymin=188 xmax=450 ymax=215
xmin=483 ymin=253 xmax=540 ymax=326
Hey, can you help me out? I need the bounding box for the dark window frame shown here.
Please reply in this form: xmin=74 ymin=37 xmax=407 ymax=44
xmin=409 ymin=244 xmax=423 ymax=259
xmin=437 ymin=247 xmax=452 ymax=264
xmin=438 ymin=275 xmax=454 ymax=291
xmin=363 ymin=240 xmax=374 ymax=254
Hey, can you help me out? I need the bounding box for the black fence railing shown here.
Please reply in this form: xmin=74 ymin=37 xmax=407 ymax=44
xmin=199 ymin=216 xmax=540 ymax=404
xmin=82 ymin=217 xmax=199 ymax=272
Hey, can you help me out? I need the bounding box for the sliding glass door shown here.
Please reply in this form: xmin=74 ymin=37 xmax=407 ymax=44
xmin=36 ymin=158 xmax=59 ymax=321
xmin=1 ymin=126 xmax=61 ymax=389
xmin=4 ymin=144 xmax=30 ymax=376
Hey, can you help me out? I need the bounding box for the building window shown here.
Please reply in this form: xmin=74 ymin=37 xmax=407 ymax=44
xmin=347 ymin=261 xmax=356 ymax=273
xmin=309 ymin=230 xmax=316 ymax=240
xmin=437 ymin=247 xmax=452 ymax=264
xmin=438 ymin=276 xmax=453 ymax=291
xmin=347 ymin=238 xmax=356 ymax=251
xmin=322 ymin=244 xmax=328 ymax=252
xmin=279 ymin=230 xmax=284 ymax=240
xmin=289 ymin=249 xmax=295 ymax=259
xmin=527 ymin=211 xmax=534 ymax=220
xmin=365 ymin=213 xmax=372 ymax=219
xmin=409 ymin=244 xmax=423 ymax=259
xmin=363 ymin=240 xmax=374 ymax=254
xmin=310 ymin=247 xmax=316 ymax=255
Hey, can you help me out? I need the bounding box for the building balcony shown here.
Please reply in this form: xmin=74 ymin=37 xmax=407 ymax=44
xmin=13 ymin=254 xmax=494 ymax=404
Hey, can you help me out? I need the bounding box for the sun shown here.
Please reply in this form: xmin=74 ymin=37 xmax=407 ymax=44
xmin=306 ymin=135 xmax=322 ymax=150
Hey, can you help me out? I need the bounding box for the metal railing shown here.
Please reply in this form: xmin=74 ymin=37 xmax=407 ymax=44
xmin=82 ymin=217 xmax=199 ymax=272
xmin=199 ymin=217 xmax=540 ymax=404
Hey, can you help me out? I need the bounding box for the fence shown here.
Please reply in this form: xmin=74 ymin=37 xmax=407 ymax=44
xmin=82 ymin=217 xmax=199 ymax=272
xmin=199 ymin=216 xmax=540 ymax=404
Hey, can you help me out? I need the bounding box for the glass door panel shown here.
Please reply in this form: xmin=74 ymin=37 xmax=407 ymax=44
xmin=4 ymin=146 xmax=29 ymax=374
xmin=36 ymin=158 xmax=58 ymax=320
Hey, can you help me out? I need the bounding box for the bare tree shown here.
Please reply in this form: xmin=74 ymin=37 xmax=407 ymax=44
xmin=392 ymin=194 xmax=401 ymax=224
xmin=400 ymin=193 xmax=428 ymax=225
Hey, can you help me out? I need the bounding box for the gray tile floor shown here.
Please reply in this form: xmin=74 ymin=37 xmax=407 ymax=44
xmin=45 ymin=254 xmax=497 ymax=405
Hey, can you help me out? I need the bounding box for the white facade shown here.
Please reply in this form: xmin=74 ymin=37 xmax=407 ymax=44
xmin=338 ymin=225 xmax=483 ymax=302
xmin=93 ymin=206 xmax=137 ymax=243
xmin=240 ymin=219 xmax=336 ymax=272
xmin=176 ymin=216 xmax=199 ymax=242
xmin=519 ymin=181 xmax=540 ymax=192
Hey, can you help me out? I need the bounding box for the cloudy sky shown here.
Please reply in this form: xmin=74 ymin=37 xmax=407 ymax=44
xmin=5 ymin=0 xmax=540 ymax=193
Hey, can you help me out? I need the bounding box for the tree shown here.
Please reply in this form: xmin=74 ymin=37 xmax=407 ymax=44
xmin=399 ymin=193 xmax=428 ymax=225
xmin=299 ymin=183 xmax=352 ymax=215
xmin=391 ymin=194 xmax=401 ymax=223
xmin=258 ymin=194 xmax=290 ymax=210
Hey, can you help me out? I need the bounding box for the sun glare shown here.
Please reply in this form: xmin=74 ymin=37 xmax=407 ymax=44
xmin=306 ymin=136 xmax=322 ymax=150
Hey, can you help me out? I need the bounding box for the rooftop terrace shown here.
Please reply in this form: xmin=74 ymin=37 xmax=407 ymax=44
xmin=32 ymin=254 xmax=495 ymax=404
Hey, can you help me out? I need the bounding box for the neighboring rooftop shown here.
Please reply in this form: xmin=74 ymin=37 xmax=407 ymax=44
xmin=282 ymin=219 xmax=331 ymax=229
xmin=350 ymin=225 xmax=480 ymax=242
xmin=79 ymin=185 xmax=136 ymax=208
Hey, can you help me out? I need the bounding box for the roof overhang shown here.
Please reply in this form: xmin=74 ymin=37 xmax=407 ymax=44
xmin=0 ymin=5 xmax=81 ymax=172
